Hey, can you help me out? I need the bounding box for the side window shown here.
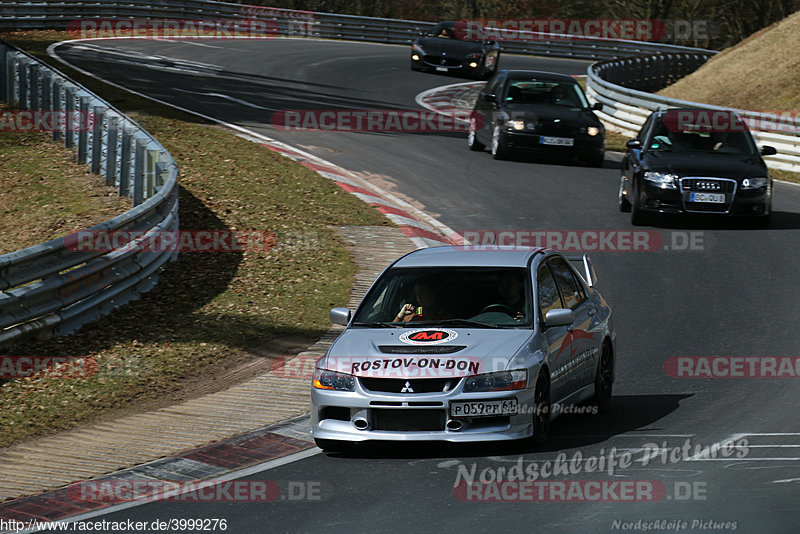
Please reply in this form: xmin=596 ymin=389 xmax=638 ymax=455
xmin=548 ymin=258 xmax=583 ymax=310
xmin=537 ymin=265 xmax=563 ymax=318
xmin=638 ymin=114 xmax=655 ymax=145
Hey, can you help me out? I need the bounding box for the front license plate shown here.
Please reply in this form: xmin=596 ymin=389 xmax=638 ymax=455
xmin=690 ymin=192 xmax=725 ymax=203
xmin=540 ymin=136 xmax=574 ymax=146
xmin=435 ymin=66 xmax=448 ymax=72
xmin=451 ymin=399 xmax=518 ymax=418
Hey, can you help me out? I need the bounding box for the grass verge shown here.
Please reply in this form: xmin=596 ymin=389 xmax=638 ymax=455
xmin=0 ymin=107 xmax=131 ymax=254
xmin=0 ymin=30 xmax=390 ymax=448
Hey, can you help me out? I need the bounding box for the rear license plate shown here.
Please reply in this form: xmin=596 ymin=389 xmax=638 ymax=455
xmin=540 ymin=136 xmax=574 ymax=146
xmin=690 ymin=192 xmax=725 ymax=203
xmin=435 ymin=66 xmax=448 ymax=72
xmin=451 ymin=399 xmax=518 ymax=418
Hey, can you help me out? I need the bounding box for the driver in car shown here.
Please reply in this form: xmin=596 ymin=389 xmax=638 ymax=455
xmin=494 ymin=273 xmax=526 ymax=321
xmin=394 ymin=278 xmax=447 ymax=322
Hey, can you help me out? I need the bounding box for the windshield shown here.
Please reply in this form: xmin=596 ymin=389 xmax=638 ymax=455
xmin=648 ymin=119 xmax=758 ymax=155
xmin=503 ymin=78 xmax=590 ymax=109
xmin=425 ymin=22 xmax=483 ymax=42
xmin=352 ymin=267 xmax=531 ymax=327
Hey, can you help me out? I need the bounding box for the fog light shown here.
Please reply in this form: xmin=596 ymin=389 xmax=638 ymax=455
xmin=469 ymin=61 xmax=478 ymax=68
xmin=587 ymin=127 xmax=600 ymax=136
xmin=411 ymin=54 xmax=420 ymax=61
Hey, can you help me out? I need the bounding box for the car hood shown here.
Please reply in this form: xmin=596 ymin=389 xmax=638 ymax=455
xmin=503 ymin=103 xmax=601 ymax=126
xmin=642 ymin=151 xmax=766 ymax=179
xmin=321 ymin=327 xmax=534 ymax=378
xmin=415 ymin=37 xmax=483 ymax=56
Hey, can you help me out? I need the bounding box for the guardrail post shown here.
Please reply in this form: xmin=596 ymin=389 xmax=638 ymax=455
xmin=52 ymin=78 xmax=63 ymax=141
xmin=145 ymin=149 xmax=157 ymax=198
xmin=5 ymin=52 xmax=17 ymax=104
xmin=18 ymin=59 xmax=28 ymax=110
xmin=133 ymin=137 xmax=145 ymax=206
xmin=41 ymin=71 xmax=51 ymax=117
xmin=119 ymin=127 xmax=132 ymax=197
xmin=155 ymin=160 xmax=167 ymax=190
xmin=64 ymin=84 xmax=76 ymax=148
xmin=106 ymin=116 xmax=119 ymax=186
xmin=91 ymin=105 xmax=105 ymax=174
xmin=29 ymin=63 xmax=40 ymax=110
xmin=77 ymin=96 xmax=89 ymax=163
xmin=0 ymin=43 xmax=7 ymax=100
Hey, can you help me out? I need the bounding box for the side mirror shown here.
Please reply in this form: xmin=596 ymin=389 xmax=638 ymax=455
xmin=761 ymin=145 xmax=777 ymax=156
xmin=483 ymin=93 xmax=497 ymax=103
xmin=486 ymin=39 xmax=496 ymax=45
xmin=330 ymin=307 xmax=351 ymax=326
xmin=418 ymin=31 xmax=424 ymax=36
xmin=544 ymin=309 xmax=574 ymax=328
xmin=626 ymin=139 xmax=642 ymax=149
xmin=592 ymin=102 xmax=603 ymax=111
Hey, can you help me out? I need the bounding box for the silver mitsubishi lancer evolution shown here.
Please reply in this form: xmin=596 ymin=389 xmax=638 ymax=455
xmin=311 ymin=246 xmax=615 ymax=452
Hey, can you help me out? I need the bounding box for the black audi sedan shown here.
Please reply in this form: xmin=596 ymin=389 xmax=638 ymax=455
xmin=468 ymin=70 xmax=605 ymax=165
xmin=618 ymin=108 xmax=777 ymax=226
xmin=410 ymin=21 xmax=500 ymax=79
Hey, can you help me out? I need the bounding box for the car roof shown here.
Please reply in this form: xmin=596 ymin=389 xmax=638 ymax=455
xmin=392 ymin=246 xmax=545 ymax=268
xmin=500 ymin=70 xmax=578 ymax=82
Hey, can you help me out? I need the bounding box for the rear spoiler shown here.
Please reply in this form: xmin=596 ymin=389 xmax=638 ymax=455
xmin=564 ymin=253 xmax=597 ymax=287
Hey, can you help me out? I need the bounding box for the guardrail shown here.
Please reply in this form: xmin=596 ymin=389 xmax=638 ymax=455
xmin=586 ymin=53 xmax=800 ymax=172
xmin=0 ymin=39 xmax=179 ymax=348
xmin=0 ymin=0 xmax=715 ymax=61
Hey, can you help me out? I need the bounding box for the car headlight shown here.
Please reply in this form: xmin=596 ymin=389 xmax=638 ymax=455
xmin=505 ymin=120 xmax=526 ymax=131
xmin=463 ymin=370 xmax=527 ymax=393
xmin=313 ymin=368 xmax=355 ymax=391
xmin=586 ymin=126 xmax=600 ymax=136
xmin=643 ymin=171 xmax=678 ymax=189
xmin=742 ymin=177 xmax=769 ymax=189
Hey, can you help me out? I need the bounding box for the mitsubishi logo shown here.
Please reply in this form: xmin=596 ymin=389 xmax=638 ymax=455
xmin=400 ymin=381 xmax=414 ymax=393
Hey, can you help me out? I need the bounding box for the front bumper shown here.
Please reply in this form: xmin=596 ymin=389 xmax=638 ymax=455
xmin=311 ymin=379 xmax=535 ymax=443
xmin=411 ymin=55 xmax=481 ymax=76
xmin=635 ymin=178 xmax=771 ymax=216
xmin=502 ymin=130 xmax=604 ymax=156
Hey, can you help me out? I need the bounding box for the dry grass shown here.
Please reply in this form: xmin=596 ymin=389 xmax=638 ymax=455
xmin=0 ymin=106 xmax=131 ymax=254
xmin=658 ymin=10 xmax=800 ymax=111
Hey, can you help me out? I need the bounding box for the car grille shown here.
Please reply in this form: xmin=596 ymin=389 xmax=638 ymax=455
xmin=371 ymin=409 xmax=446 ymax=431
xmin=423 ymin=55 xmax=461 ymax=67
xmin=535 ymin=119 xmax=574 ymax=137
xmin=680 ymin=177 xmax=737 ymax=213
xmin=378 ymin=345 xmax=466 ymax=354
xmin=360 ymin=377 xmax=460 ymax=393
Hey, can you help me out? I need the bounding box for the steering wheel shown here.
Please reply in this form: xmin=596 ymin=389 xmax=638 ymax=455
xmin=479 ymin=304 xmax=518 ymax=317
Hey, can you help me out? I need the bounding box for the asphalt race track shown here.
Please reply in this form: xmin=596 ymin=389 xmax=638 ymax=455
xmin=49 ymin=37 xmax=800 ymax=533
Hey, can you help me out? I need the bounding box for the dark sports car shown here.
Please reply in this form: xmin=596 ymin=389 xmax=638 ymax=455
xmin=618 ymin=108 xmax=777 ymax=226
xmin=468 ymin=70 xmax=605 ymax=165
xmin=410 ymin=21 xmax=500 ymax=79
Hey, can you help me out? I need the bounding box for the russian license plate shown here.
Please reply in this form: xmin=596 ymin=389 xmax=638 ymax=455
xmin=451 ymin=399 xmax=518 ymax=418
xmin=540 ymin=136 xmax=574 ymax=146
xmin=435 ymin=66 xmax=448 ymax=72
xmin=691 ymin=192 xmax=725 ymax=203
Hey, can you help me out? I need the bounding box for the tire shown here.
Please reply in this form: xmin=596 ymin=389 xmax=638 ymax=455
xmin=618 ymin=176 xmax=632 ymax=212
xmin=630 ymin=184 xmax=649 ymax=226
xmin=491 ymin=126 xmax=509 ymax=160
xmin=584 ymin=150 xmax=605 ymax=168
xmin=314 ymin=438 xmax=354 ymax=453
xmin=592 ymin=343 xmax=613 ymax=414
xmin=467 ymin=116 xmax=485 ymax=151
xmin=529 ymin=373 xmax=551 ymax=446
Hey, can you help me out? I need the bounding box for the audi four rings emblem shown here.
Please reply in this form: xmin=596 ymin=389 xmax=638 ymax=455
xmin=697 ymin=181 xmax=721 ymax=190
